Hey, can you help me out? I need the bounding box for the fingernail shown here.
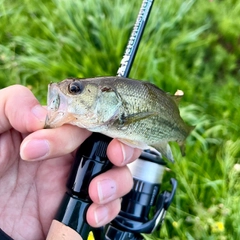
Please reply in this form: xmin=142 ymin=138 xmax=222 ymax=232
xmin=94 ymin=205 xmax=108 ymax=226
xmin=97 ymin=179 xmax=116 ymax=203
xmin=31 ymin=105 xmax=47 ymax=122
xmin=120 ymin=143 xmax=134 ymax=165
xmin=21 ymin=139 xmax=50 ymax=160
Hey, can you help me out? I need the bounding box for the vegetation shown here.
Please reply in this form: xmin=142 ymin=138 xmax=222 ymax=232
xmin=1 ymin=0 xmax=239 ymax=239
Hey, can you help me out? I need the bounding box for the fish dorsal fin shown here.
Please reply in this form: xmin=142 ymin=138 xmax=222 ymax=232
xmin=169 ymin=89 xmax=184 ymax=106
xmin=118 ymin=111 xmax=158 ymax=129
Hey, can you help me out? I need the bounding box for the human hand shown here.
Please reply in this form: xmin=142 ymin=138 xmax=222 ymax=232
xmin=0 ymin=85 xmax=141 ymax=240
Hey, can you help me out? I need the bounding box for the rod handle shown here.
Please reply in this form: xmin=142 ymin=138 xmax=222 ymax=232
xmin=46 ymin=220 xmax=83 ymax=240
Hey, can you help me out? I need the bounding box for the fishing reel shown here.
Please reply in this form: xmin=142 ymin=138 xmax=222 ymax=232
xmin=104 ymin=148 xmax=177 ymax=240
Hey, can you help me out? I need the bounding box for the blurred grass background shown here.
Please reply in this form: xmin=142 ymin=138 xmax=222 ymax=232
xmin=0 ymin=0 xmax=240 ymax=239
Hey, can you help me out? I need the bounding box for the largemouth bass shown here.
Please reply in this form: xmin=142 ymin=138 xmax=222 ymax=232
xmin=45 ymin=76 xmax=193 ymax=161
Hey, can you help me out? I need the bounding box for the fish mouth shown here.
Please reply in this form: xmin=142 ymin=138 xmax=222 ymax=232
xmin=44 ymin=83 xmax=73 ymax=128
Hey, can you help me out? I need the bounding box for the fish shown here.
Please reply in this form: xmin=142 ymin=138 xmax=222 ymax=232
xmin=45 ymin=76 xmax=193 ymax=162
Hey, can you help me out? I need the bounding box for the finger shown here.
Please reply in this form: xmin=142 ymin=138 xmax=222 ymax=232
xmin=107 ymin=139 xmax=142 ymax=166
xmin=0 ymin=85 xmax=46 ymax=133
xmin=20 ymin=125 xmax=91 ymax=161
xmin=86 ymin=198 xmax=121 ymax=228
xmin=89 ymin=166 xmax=133 ymax=205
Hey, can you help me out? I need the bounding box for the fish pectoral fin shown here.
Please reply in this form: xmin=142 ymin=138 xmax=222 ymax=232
xmin=152 ymin=141 xmax=174 ymax=162
xmin=118 ymin=111 xmax=157 ymax=128
xmin=117 ymin=138 xmax=148 ymax=150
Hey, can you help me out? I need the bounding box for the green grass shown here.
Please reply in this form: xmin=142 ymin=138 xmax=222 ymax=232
xmin=1 ymin=0 xmax=240 ymax=239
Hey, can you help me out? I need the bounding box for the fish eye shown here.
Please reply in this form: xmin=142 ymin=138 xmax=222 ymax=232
xmin=68 ymin=82 xmax=84 ymax=95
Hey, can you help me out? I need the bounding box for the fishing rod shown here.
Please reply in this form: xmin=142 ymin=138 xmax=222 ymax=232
xmin=46 ymin=0 xmax=177 ymax=240
xmin=117 ymin=0 xmax=154 ymax=77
